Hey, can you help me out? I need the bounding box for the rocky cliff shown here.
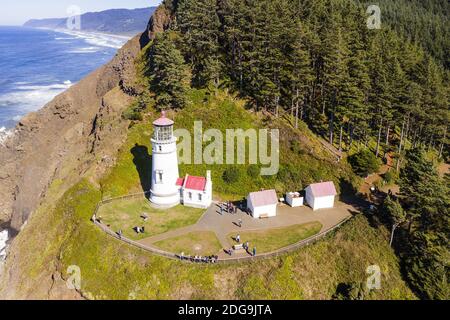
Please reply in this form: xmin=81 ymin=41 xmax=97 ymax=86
xmin=0 ymin=2 xmax=177 ymax=231
xmin=0 ymin=4 xmax=176 ymax=299
xmin=0 ymin=33 xmax=143 ymax=231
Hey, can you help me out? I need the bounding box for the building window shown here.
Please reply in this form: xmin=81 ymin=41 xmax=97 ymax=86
xmin=156 ymin=170 xmax=163 ymax=184
xmin=198 ymin=193 xmax=202 ymax=201
xmin=188 ymin=192 xmax=192 ymax=200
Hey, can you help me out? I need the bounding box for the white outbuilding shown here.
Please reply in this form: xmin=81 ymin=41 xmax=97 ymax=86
xmin=305 ymin=181 xmax=337 ymax=211
xmin=286 ymin=192 xmax=304 ymax=207
xmin=247 ymin=189 xmax=278 ymax=219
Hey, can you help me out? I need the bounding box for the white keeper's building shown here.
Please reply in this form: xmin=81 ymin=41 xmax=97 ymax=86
xmin=305 ymin=181 xmax=337 ymax=211
xmin=247 ymin=189 xmax=278 ymax=219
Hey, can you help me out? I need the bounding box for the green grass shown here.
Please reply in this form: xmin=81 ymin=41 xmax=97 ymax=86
xmin=98 ymin=89 xmax=358 ymax=202
xmin=2 ymin=90 xmax=416 ymax=300
xmin=154 ymin=231 xmax=222 ymax=256
xmin=4 ymin=177 xmax=416 ymax=300
xmin=97 ymin=197 xmax=204 ymax=240
xmin=228 ymin=222 xmax=322 ymax=254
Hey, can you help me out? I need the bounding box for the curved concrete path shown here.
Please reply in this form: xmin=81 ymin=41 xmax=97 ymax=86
xmin=138 ymin=201 xmax=353 ymax=258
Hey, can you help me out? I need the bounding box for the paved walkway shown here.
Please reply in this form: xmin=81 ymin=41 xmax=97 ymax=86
xmin=138 ymin=201 xmax=353 ymax=258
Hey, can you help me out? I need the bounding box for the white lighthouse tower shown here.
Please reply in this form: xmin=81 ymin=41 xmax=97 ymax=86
xmin=150 ymin=111 xmax=180 ymax=207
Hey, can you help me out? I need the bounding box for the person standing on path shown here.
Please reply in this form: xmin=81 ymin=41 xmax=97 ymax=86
xmin=252 ymin=247 xmax=256 ymax=256
xmin=238 ymin=219 xmax=242 ymax=228
xmin=236 ymin=234 xmax=240 ymax=243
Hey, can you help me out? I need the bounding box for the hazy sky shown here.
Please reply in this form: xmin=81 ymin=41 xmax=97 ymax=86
xmin=0 ymin=0 xmax=162 ymax=25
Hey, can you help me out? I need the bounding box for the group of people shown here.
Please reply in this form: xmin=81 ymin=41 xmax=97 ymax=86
xmin=177 ymin=253 xmax=219 ymax=264
xmin=225 ymin=235 xmax=257 ymax=257
xmin=134 ymin=226 xmax=145 ymax=234
xmin=219 ymin=201 xmax=239 ymax=215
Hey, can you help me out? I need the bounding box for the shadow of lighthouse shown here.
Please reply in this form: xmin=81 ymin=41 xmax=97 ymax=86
xmin=131 ymin=143 xmax=153 ymax=196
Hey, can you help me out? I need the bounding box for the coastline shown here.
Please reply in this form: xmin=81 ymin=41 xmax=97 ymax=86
xmin=30 ymin=26 xmax=135 ymax=47
xmin=0 ymin=27 xmax=132 ymax=137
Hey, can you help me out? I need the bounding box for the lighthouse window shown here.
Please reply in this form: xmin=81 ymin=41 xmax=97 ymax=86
xmin=159 ymin=146 xmax=162 ymax=152
xmin=155 ymin=126 xmax=173 ymax=141
xmin=156 ymin=170 xmax=163 ymax=184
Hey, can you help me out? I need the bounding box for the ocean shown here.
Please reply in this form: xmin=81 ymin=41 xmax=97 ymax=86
xmin=0 ymin=26 xmax=130 ymax=143
xmin=0 ymin=26 xmax=130 ymax=260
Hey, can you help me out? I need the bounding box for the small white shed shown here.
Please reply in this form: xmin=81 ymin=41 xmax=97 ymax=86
xmin=247 ymin=189 xmax=278 ymax=219
xmin=305 ymin=181 xmax=337 ymax=211
xmin=286 ymin=192 xmax=304 ymax=207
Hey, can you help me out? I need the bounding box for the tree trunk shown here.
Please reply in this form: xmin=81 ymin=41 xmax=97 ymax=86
xmin=385 ymin=124 xmax=390 ymax=146
xmin=398 ymin=120 xmax=405 ymax=154
xmin=390 ymin=224 xmax=398 ymax=247
xmin=275 ymin=95 xmax=279 ymax=118
xmin=329 ymin=113 xmax=334 ymax=145
xmin=376 ymin=118 xmax=383 ymax=158
xmin=291 ymin=97 xmax=294 ymax=117
xmin=295 ymin=88 xmax=299 ymax=129
xmin=439 ymin=128 xmax=447 ymax=158
xmin=339 ymin=125 xmax=343 ymax=153
xmin=349 ymin=124 xmax=354 ymax=148
xmin=321 ymin=85 xmax=326 ymax=115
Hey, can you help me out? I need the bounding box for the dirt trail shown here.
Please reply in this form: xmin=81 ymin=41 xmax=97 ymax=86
xmin=359 ymin=153 xmax=394 ymax=198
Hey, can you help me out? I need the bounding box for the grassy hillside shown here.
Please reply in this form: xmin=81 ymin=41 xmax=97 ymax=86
xmin=100 ymin=89 xmax=359 ymax=200
xmin=5 ymin=178 xmax=415 ymax=299
xmin=1 ymin=90 xmax=415 ymax=299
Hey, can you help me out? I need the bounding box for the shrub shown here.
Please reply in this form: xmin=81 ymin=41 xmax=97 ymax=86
xmin=222 ymin=166 xmax=240 ymax=183
xmin=348 ymin=150 xmax=381 ymax=177
xmin=247 ymin=165 xmax=260 ymax=178
xmin=122 ymin=98 xmax=149 ymax=121
xmin=383 ymin=170 xmax=398 ymax=184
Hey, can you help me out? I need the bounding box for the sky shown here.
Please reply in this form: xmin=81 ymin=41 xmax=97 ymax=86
xmin=0 ymin=0 xmax=162 ymax=25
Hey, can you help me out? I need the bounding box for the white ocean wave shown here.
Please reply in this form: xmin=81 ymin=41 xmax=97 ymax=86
xmin=55 ymin=29 xmax=130 ymax=49
xmin=0 ymin=127 xmax=14 ymax=145
xmin=0 ymin=229 xmax=8 ymax=261
xmin=67 ymin=46 xmax=102 ymax=54
xmin=0 ymin=81 xmax=74 ymax=123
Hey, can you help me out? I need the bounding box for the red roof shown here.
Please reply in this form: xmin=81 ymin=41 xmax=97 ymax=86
xmin=308 ymin=181 xmax=337 ymax=197
xmin=176 ymin=178 xmax=185 ymax=187
xmin=153 ymin=111 xmax=174 ymax=126
xmin=184 ymin=176 xmax=207 ymax=191
xmin=248 ymin=189 xmax=278 ymax=207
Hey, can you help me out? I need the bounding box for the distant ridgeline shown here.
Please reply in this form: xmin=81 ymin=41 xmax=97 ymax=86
xmin=23 ymin=7 xmax=157 ymax=35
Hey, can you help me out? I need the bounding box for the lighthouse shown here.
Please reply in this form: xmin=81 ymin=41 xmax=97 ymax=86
xmin=150 ymin=111 xmax=180 ymax=207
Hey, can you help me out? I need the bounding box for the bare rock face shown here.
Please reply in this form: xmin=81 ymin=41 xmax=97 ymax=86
xmin=145 ymin=4 xmax=173 ymax=40
xmin=0 ymin=34 xmax=148 ymax=231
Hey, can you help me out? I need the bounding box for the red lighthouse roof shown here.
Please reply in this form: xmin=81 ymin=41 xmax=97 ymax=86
xmin=153 ymin=111 xmax=174 ymax=126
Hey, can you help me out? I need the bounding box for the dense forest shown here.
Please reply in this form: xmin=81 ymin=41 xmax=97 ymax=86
xmin=363 ymin=0 xmax=449 ymax=69
xmin=139 ymin=0 xmax=449 ymax=299
xmin=143 ymin=0 xmax=449 ymax=163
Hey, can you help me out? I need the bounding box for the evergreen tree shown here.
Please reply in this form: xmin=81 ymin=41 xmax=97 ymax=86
xmin=147 ymin=32 xmax=190 ymax=109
